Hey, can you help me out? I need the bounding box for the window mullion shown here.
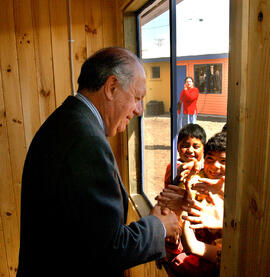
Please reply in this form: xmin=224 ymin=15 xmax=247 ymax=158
xmin=169 ymin=0 xmax=178 ymax=184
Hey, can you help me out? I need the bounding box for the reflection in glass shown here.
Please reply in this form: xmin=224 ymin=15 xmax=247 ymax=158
xmin=194 ymin=64 xmax=223 ymax=94
xmin=141 ymin=0 xmax=171 ymax=205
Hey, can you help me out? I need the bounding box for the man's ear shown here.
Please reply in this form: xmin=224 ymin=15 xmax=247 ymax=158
xmin=104 ymin=75 xmax=118 ymax=101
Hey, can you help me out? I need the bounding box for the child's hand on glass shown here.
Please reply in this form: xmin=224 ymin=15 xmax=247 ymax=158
xmin=179 ymin=160 xmax=201 ymax=182
xmin=192 ymin=176 xmax=225 ymax=197
xmin=182 ymin=192 xmax=224 ymax=229
xmin=155 ymin=185 xmax=200 ymax=213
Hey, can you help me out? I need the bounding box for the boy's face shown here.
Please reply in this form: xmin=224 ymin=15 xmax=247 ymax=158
xmin=204 ymin=151 xmax=226 ymax=179
xmin=178 ymin=136 xmax=204 ymax=163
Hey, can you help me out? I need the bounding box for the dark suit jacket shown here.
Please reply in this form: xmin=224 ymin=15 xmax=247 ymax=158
xmin=17 ymin=96 xmax=165 ymax=276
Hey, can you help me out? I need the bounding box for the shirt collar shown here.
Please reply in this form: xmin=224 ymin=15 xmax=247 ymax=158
xmin=75 ymin=92 xmax=105 ymax=132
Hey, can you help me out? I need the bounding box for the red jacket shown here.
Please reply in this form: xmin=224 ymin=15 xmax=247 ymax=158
xmin=178 ymin=87 xmax=199 ymax=115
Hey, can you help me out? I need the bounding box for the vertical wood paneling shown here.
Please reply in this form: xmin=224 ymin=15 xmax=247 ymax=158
xmin=116 ymin=0 xmax=125 ymax=46
xmin=0 ymin=61 xmax=12 ymax=277
xmin=13 ymin=0 xmax=41 ymax=148
xmin=238 ymin=0 xmax=270 ymax=275
xmin=0 ymin=213 xmax=19 ymax=277
xmin=0 ymin=9 xmax=24 ymax=276
xmin=70 ymin=0 xmax=87 ymax=92
xmin=0 ymin=63 xmax=19 ymax=277
xmin=125 ymin=199 xmax=168 ymax=277
xmin=0 ymin=58 xmax=20 ymax=277
xmin=32 ymin=0 xmax=56 ymax=124
xmin=49 ymin=0 xmax=72 ymax=106
xmin=221 ymin=1 xmax=270 ymax=277
xmin=0 ymin=0 xmax=26 ymax=223
xmin=0 ymin=215 xmax=10 ymax=277
xmin=220 ymin=0 xmax=248 ymax=275
xmin=85 ymin=0 xmax=104 ymax=56
xmin=0 ymin=1 xmax=128 ymax=277
xmin=102 ymin=0 xmax=118 ymax=47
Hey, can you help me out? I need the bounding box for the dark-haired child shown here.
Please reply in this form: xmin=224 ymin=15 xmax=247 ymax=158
xmin=159 ymin=124 xmax=207 ymax=270
xmin=164 ymin=123 xmax=206 ymax=189
xmin=158 ymin=131 xmax=226 ymax=276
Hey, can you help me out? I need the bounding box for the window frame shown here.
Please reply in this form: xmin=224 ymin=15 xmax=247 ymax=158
xmin=132 ymin=0 xmax=179 ymax=209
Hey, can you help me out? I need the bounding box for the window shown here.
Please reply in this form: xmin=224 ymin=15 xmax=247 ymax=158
xmin=194 ymin=63 xmax=223 ymax=94
xmin=151 ymin=66 xmax=160 ymax=79
xmin=129 ymin=0 xmax=229 ymax=206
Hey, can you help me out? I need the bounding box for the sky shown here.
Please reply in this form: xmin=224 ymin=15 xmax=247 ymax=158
xmin=141 ymin=0 xmax=230 ymax=58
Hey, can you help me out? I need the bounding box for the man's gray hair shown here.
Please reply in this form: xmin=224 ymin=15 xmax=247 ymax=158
xmin=77 ymin=47 xmax=142 ymax=92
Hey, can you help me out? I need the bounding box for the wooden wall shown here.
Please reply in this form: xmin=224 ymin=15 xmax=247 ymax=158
xmin=0 ymin=0 xmax=124 ymax=276
xmin=1 ymin=0 xmax=270 ymax=277
xmin=126 ymin=199 xmax=168 ymax=277
xmin=221 ymin=1 xmax=270 ymax=276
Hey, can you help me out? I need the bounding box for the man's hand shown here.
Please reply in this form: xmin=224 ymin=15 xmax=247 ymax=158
xmin=150 ymin=205 xmax=180 ymax=243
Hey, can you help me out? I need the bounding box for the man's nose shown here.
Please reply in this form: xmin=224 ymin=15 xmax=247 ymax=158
xmin=135 ymin=101 xmax=142 ymax=116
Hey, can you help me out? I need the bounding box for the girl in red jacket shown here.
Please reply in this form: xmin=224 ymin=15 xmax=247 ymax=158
xmin=178 ymin=76 xmax=199 ymax=133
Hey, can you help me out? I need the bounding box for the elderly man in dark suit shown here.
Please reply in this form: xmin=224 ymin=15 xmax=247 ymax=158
xmin=17 ymin=47 xmax=180 ymax=276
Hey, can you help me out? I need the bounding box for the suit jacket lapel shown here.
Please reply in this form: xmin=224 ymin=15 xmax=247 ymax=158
xmin=112 ymin=153 xmax=129 ymax=221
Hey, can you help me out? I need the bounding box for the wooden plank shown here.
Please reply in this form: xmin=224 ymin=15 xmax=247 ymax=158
xmin=84 ymin=0 xmax=104 ymax=56
xmin=49 ymin=0 xmax=72 ymax=106
xmin=220 ymin=0 xmax=249 ymax=275
xmin=32 ymin=0 xmax=56 ymax=123
xmin=13 ymin=0 xmax=41 ymax=148
xmin=0 ymin=211 xmax=20 ymax=277
xmin=70 ymin=0 xmax=87 ymax=91
xmin=123 ymin=13 xmax=137 ymax=54
xmin=0 ymin=0 xmax=26 ymax=227
xmin=124 ymin=0 xmax=148 ymax=12
xmin=221 ymin=1 xmax=270 ymax=276
xmin=125 ymin=199 xmax=167 ymax=277
xmin=236 ymin=0 xmax=270 ymax=275
xmin=0 ymin=57 xmax=12 ymax=277
xmin=0 ymin=43 xmax=20 ymax=277
xmin=115 ymin=0 xmax=125 ymax=46
xmin=101 ymin=0 xmax=117 ymax=47
xmin=0 ymin=215 xmax=10 ymax=277
xmin=119 ymin=0 xmax=133 ymax=10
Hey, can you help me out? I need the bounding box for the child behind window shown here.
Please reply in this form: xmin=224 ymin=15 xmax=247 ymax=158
xmin=164 ymin=123 xmax=206 ymax=188
xmin=160 ymin=132 xmax=226 ymax=277
xmin=161 ymin=124 xmax=207 ymax=267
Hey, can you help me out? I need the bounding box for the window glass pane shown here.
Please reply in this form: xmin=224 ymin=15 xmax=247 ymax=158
xmin=140 ymin=0 xmax=170 ymax=204
xmin=139 ymin=0 xmax=229 ymax=205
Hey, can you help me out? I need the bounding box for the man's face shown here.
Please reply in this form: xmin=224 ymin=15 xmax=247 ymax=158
xmin=106 ymin=66 xmax=146 ymax=137
xmin=204 ymin=151 xmax=226 ymax=179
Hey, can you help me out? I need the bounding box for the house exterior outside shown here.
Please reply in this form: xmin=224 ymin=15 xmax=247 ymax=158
xmin=143 ymin=53 xmax=228 ymax=117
